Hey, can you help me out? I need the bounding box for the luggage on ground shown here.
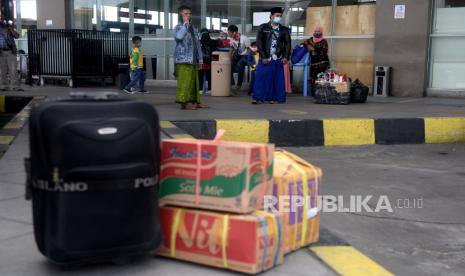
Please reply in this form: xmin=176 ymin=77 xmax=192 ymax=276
xmin=314 ymin=81 xmax=351 ymax=105
xmin=272 ymin=150 xmax=322 ymax=254
xmin=160 ymin=138 xmax=274 ymax=213
xmin=26 ymin=92 xmax=162 ymax=267
xmin=157 ymin=206 xmax=284 ymax=274
xmin=351 ymin=79 xmax=369 ymax=103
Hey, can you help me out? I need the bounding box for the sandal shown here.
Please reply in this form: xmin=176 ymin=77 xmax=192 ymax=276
xmin=196 ymin=103 xmax=209 ymax=109
xmin=184 ymin=103 xmax=197 ymax=110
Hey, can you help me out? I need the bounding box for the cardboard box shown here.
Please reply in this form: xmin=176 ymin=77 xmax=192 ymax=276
xmin=160 ymin=139 xmax=274 ymax=213
xmin=270 ymin=150 xmax=322 ymax=254
xmin=316 ymin=81 xmax=351 ymax=93
xmin=157 ymin=206 xmax=284 ymax=275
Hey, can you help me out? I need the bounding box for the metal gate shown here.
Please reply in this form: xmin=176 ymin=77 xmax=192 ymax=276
xmin=27 ymin=30 xmax=128 ymax=87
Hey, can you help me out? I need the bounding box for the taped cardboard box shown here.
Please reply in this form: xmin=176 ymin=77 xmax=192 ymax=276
xmin=160 ymin=139 xmax=274 ymax=213
xmin=270 ymin=150 xmax=322 ymax=254
xmin=157 ymin=206 xmax=284 ymax=275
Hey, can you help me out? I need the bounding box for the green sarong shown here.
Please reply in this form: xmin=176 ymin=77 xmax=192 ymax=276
xmin=176 ymin=64 xmax=200 ymax=104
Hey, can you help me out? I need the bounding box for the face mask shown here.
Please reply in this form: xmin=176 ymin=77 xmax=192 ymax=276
xmin=272 ymin=17 xmax=282 ymax=24
xmin=314 ymin=32 xmax=322 ymax=38
xmin=250 ymin=47 xmax=257 ymax=52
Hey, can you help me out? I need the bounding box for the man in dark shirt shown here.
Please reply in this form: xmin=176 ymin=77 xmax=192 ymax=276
xmin=252 ymin=7 xmax=291 ymax=104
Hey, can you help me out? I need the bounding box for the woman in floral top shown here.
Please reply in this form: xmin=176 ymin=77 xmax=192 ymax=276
xmin=306 ymin=26 xmax=330 ymax=95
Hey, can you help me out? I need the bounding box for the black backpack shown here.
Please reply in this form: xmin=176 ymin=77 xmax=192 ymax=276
xmin=202 ymin=43 xmax=213 ymax=64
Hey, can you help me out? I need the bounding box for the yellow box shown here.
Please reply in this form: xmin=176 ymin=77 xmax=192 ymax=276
xmin=271 ymin=150 xmax=322 ymax=254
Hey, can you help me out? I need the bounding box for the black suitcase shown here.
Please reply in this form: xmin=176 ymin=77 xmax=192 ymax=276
xmin=25 ymin=92 xmax=162 ymax=268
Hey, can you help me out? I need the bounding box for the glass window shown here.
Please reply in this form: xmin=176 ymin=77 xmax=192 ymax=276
xmin=434 ymin=0 xmax=465 ymax=33
xmin=16 ymin=0 xmax=38 ymax=37
xmin=430 ymin=0 xmax=465 ymax=89
xmin=206 ymin=0 xmax=241 ymax=33
xmin=73 ymin=0 xmax=131 ymax=32
xmin=244 ymin=1 xmax=288 ymax=35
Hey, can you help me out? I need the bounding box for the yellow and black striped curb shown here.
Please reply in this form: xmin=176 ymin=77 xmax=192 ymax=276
xmin=160 ymin=120 xmax=194 ymax=139
xmin=0 ymin=96 xmax=45 ymax=148
xmin=165 ymin=118 xmax=465 ymax=146
xmin=309 ymin=227 xmax=393 ymax=275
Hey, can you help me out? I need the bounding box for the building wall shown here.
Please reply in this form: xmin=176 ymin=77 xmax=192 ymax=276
xmin=374 ymin=0 xmax=432 ymax=97
xmin=36 ymin=0 xmax=70 ymax=29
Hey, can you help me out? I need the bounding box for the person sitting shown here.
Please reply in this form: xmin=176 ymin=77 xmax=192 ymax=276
xmin=228 ymin=25 xmax=251 ymax=92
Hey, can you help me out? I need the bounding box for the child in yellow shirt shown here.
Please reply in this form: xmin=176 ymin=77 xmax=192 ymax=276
xmin=124 ymin=36 xmax=147 ymax=94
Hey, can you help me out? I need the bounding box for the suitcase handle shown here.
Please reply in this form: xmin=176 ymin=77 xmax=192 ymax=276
xmin=25 ymin=158 xmax=32 ymax=200
xmin=69 ymin=92 xmax=120 ymax=100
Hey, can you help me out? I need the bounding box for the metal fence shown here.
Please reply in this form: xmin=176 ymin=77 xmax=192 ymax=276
xmin=27 ymin=30 xmax=128 ymax=86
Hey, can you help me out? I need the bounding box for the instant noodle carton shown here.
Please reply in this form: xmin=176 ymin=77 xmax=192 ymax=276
xmin=156 ymin=206 xmax=284 ymax=275
xmin=269 ymin=149 xmax=322 ymax=254
xmin=160 ymin=139 xmax=274 ymax=213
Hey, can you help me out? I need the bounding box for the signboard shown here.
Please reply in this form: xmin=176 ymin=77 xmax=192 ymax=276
xmin=119 ymin=11 xmax=152 ymax=20
xmin=394 ymin=5 xmax=406 ymax=19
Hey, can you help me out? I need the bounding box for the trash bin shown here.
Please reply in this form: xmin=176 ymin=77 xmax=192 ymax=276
xmin=117 ymin=63 xmax=130 ymax=90
xmin=211 ymin=51 xmax=231 ymax=97
xmin=374 ymin=66 xmax=391 ymax=97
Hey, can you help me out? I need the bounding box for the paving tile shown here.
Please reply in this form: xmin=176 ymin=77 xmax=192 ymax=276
xmin=0 ymin=197 xmax=32 ymax=224
xmin=0 ymin=232 xmax=332 ymax=276
xmin=0 ymin=171 xmax=26 ymax=185
xmin=0 ymin=182 xmax=24 ymax=200
xmin=271 ymin=250 xmax=335 ymax=276
xmin=0 ymin=218 xmax=32 ymax=242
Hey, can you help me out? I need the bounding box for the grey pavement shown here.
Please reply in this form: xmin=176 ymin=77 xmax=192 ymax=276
xmin=287 ymin=144 xmax=465 ymax=276
xmin=1 ymin=126 xmax=464 ymax=275
xmin=1 ymin=85 xmax=465 ymax=121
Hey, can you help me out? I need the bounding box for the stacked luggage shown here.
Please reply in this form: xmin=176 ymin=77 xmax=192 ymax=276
xmin=314 ymin=69 xmax=370 ymax=105
xmin=26 ymin=93 xmax=323 ymax=274
xmin=157 ymin=136 xmax=323 ymax=274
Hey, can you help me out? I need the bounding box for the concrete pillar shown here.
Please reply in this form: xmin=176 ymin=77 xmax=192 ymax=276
xmin=374 ymin=0 xmax=432 ymax=97
xmin=36 ymin=0 xmax=71 ymax=29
